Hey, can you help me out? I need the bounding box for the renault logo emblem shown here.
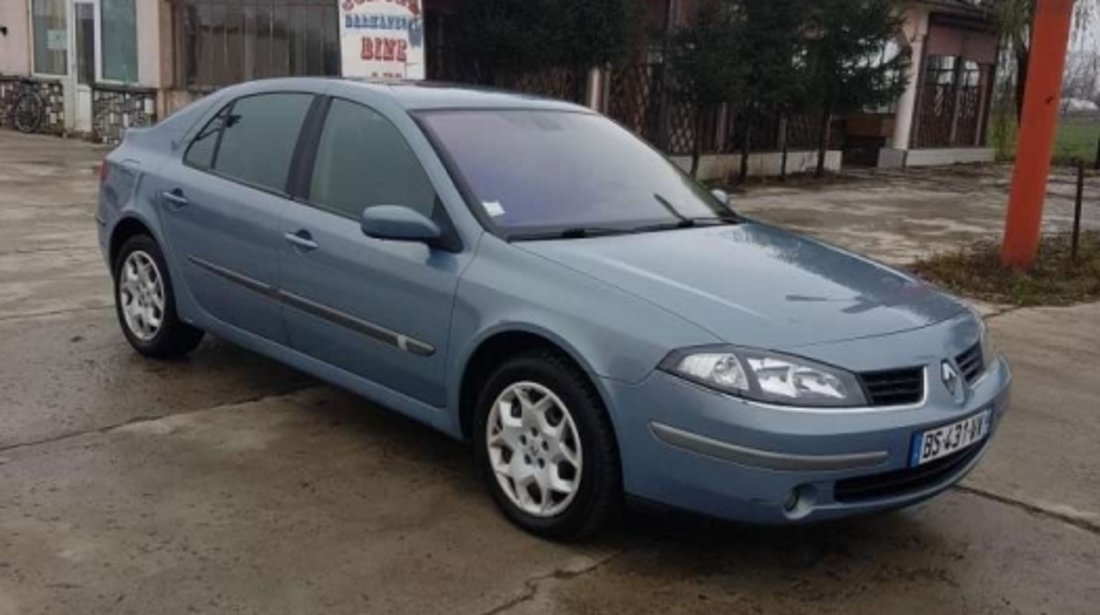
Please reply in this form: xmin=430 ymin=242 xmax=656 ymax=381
xmin=941 ymin=361 xmax=962 ymax=400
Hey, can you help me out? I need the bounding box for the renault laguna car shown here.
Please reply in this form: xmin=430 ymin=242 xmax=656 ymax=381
xmin=97 ymin=78 xmax=1011 ymax=539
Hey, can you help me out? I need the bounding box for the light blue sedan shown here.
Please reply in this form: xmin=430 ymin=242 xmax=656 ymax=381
xmin=97 ymin=78 xmax=1012 ymax=539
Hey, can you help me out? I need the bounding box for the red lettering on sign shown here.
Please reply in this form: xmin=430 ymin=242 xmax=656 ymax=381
xmin=360 ymin=36 xmax=410 ymax=66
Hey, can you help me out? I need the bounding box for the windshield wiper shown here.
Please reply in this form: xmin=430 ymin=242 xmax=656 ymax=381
xmin=653 ymin=193 xmax=690 ymax=223
xmin=648 ymin=193 xmax=742 ymax=230
xmin=510 ymin=226 xmax=632 ymax=241
xmin=626 ymin=215 xmax=741 ymax=235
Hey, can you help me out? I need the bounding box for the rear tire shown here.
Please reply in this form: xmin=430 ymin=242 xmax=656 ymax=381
xmin=474 ymin=349 xmax=622 ymax=540
xmin=113 ymin=234 xmax=203 ymax=359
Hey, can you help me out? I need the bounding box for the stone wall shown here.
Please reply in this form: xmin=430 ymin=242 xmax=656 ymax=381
xmin=0 ymin=76 xmax=65 ymax=135
xmin=92 ymin=85 xmax=158 ymax=144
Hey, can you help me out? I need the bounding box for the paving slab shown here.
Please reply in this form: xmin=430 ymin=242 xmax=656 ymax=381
xmin=0 ymin=310 xmax=314 ymax=450
xmin=3 ymin=129 xmax=1100 ymax=615
xmin=737 ymin=165 xmax=1100 ymax=265
xmin=1 ymin=387 xmax=1096 ymax=615
xmin=505 ymin=493 xmax=1100 ymax=615
xmin=0 ymin=388 xmax=618 ymax=615
xmin=963 ymin=301 xmax=1100 ymax=529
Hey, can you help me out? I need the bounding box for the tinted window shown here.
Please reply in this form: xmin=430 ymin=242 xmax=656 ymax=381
xmin=213 ymin=93 xmax=314 ymax=193
xmin=184 ymin=107 xmax=226 ymax=169
xmin=418 ymin=110 xmax=731 ymax=235
xmin=309 ymin=99 xmax=436 ymax=219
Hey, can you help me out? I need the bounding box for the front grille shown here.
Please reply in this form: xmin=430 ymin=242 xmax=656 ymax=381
xmin=955 ymin=342 xmax=984 ymax=385
xmin=859 ymin=367 xmax=924 ymax=407
xmin=834 ymin=443 xmax=984 ymax=503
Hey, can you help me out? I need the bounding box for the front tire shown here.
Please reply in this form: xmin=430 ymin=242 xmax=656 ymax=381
xmin=474 ymin=350 xmax=622 ymax=540
xmin=114 ymin=234 xmax=203 ymax=359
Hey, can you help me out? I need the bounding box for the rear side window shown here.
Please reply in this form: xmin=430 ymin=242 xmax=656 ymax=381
xmin=184 ymin=107 xmax=226 ymax=169
xmin=186 ymin=93 xmax=314 ymax=194
xmin=215 ymin=93 xmax=314 ymax=193
xmin=308 ymin=98 xmax=436 ymax=219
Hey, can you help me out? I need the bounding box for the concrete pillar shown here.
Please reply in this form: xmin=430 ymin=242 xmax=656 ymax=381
xmin=891 ymin=8 xmax=930 ymax=150
xmin=584 ymin=67 xmax=601 ymax=110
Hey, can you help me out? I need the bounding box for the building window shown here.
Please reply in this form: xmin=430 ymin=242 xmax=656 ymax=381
xmin=101 ymin=0 xmax=138 ymax=82
xmin=173 ymin=0 xmax=340 ymax=90
xmin=32 ymin=0 xmax=68 ymax=75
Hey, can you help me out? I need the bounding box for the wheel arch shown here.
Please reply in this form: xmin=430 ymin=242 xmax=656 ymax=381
xmin=108 ymin=216 xmax=158 ymax=272
xmin=455 ymin=327 xmax=614 ymax=443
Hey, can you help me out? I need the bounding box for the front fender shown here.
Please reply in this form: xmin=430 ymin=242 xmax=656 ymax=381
xmin=440 ymin=236 xmax=717 ymax=438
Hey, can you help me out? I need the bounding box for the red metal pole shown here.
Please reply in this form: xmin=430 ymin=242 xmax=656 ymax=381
xmin=1001 ymin=0 xmax=1076 ymax=268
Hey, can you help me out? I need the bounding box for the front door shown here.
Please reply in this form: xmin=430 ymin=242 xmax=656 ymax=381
xmin=280 ymin=97 xmax=466 ymax=409
xmin=72 ymin=0 xmax=95 ymax=133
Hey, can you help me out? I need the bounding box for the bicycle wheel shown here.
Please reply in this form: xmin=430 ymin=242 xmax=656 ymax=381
xmin=12 ymin=91 xmax=45 ymax=134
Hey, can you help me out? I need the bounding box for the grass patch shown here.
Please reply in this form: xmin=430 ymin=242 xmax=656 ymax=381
xmin=911 ymin=232 xmax=1100 ymax=307
xmin=991 ymin=112 xmax=1100 ymax=166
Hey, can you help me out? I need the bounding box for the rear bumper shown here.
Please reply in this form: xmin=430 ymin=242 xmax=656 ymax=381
xmin=603 ymin=355 xmax=1012 ymax=524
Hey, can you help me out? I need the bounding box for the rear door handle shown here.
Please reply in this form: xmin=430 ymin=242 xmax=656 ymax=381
xmin=284 ymin=230 xmax=319 ymax=252
xmin=162 ymin=189 xmax=189 ymax=210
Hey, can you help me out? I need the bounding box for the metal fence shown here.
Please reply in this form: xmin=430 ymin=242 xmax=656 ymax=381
xmin=605 ymin=61 xmax=833 ymax=156
xmin=166 ymin=4 xmax=837 ymax=159
xmin=171 ymin=0 xmax=340 ymax=91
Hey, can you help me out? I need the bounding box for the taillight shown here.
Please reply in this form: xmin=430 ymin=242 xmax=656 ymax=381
xmin=99 ymin=160 xmax=109 ymax=184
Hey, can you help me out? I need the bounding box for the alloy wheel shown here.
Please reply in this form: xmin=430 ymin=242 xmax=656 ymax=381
xmin=486 ymin=381 xmax=583 ymax=518
xmin=118 ymin=250 xmax=166 ymax=342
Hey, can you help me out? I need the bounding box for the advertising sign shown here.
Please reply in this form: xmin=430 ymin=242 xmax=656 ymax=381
xmin=339 ymin=0 xmax=426 ymax=80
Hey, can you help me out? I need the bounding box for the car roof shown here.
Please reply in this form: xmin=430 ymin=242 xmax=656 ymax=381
xmin=220 ymin=77 xmax=591 ymax=113
xmin=346 ymin=78 xmax=590 ymax=112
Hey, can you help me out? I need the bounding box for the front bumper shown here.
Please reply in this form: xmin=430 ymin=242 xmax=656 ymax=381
xmin=603 ymin=353 xmax=1012 ymax=524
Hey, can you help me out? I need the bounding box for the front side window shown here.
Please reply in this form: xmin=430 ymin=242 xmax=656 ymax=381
xmin=309 ymin=99 xmax=437 ymax=219
xmin=211 ymin=93 xmax=314 ymax=193
xmin=101 ymin=0 xmax=138 ymax=82
xmin=418 ymin=110 xmax=732 ymax=237
xmin=32 ymin=0 xmax=68 ymax=76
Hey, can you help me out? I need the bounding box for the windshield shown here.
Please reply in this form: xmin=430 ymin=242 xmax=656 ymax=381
xmin=417 ymin=110 xmax=735 ymax=238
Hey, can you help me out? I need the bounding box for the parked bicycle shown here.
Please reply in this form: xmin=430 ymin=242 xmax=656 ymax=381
xmin=8 ymin=79 xmax=45 ymax=134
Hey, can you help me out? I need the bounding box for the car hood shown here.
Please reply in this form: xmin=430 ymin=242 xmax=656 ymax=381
xmin=517 ymin=223 xmax=967 ymax=349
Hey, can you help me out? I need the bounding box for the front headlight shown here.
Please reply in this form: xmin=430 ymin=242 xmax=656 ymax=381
xmin=979 ymin=320 xmax=998 ymax=372
xmin=660 ymin=346 xmax=867 ymax=408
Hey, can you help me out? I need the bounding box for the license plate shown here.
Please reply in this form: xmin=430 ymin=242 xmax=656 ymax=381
xmin=910 ymin=410 xmax=990 ymax=466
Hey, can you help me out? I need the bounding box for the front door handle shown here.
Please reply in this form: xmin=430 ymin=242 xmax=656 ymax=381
xmin=284 ymin=230 xmax=319 ymax=252
xmin=162 ymin=189 xmax=190 ymax=210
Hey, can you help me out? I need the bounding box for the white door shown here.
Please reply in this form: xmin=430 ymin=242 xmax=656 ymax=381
xmin=71 ymin=0 xmax=95 ymax=133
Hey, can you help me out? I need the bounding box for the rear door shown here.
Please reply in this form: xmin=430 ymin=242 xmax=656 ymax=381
xmin=156 ymin=92 xmax=315 ymax=343
xmin=278 ymin=97 xmax=466 ymax=408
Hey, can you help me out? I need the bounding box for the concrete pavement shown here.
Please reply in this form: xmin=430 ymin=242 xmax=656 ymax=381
xmin=1 ymin=130 xmax=1098 ymax=614
xmin=735 ymin=164 xmax=1100 ymax=265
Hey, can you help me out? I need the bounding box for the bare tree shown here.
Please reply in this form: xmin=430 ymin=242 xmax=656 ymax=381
xmin=990 ymin=0 xmax=1097 ymax=120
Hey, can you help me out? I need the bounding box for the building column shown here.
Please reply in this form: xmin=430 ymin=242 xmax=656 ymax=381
xmin=585 ymin=66 xmax=602 ymax=111
xmin=891 ymin=9 xmax=930 ymax=151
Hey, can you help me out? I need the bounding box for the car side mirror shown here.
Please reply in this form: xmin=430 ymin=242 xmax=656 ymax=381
xmin=711 ymin=189 xmax=731 ymax=206
xmin=361 ymin=205 xmax=443 ymax=245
